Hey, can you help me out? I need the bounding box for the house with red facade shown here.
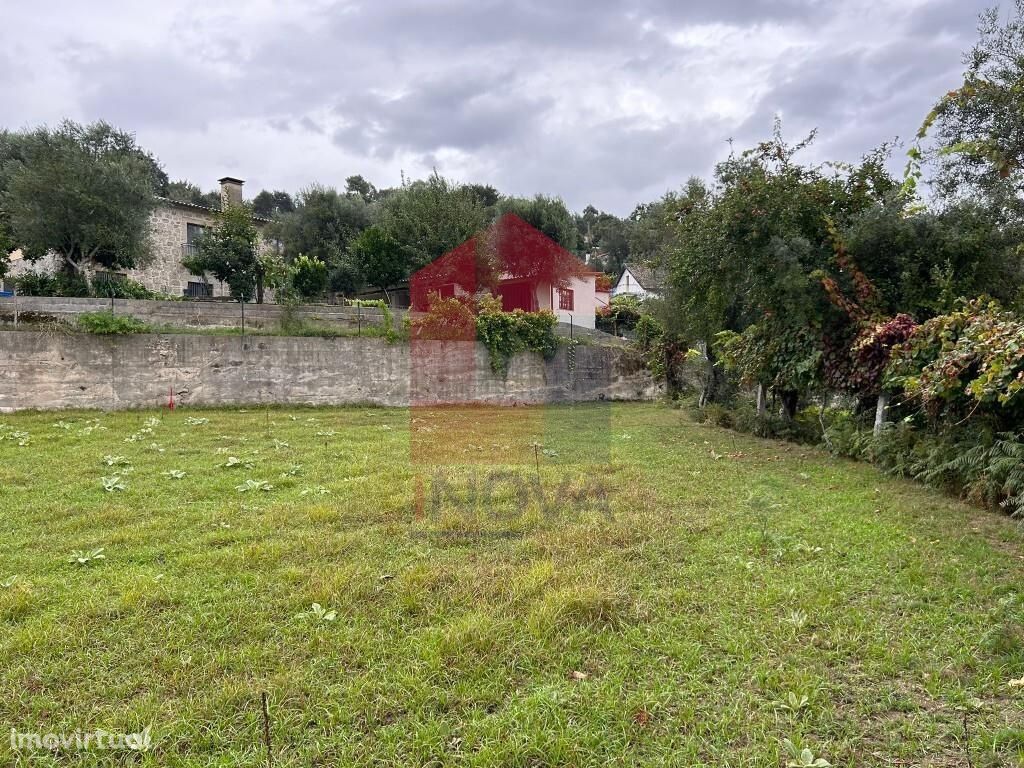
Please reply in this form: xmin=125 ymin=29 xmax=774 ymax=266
xmin=410 ymin=213 xmax=601 ymax=328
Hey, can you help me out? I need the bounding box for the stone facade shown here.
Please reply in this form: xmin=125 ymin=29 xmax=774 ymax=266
xmin=5 ymin=180 xmax=271 ymax=300
xmin=130 ymin=201 xmax=226 ymax=297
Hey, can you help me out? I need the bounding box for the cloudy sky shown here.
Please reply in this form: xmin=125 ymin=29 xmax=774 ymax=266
xmin=0 ymin=0 xmax=1002 ymax=214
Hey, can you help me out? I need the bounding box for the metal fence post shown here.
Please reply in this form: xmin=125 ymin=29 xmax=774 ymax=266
xmin=13 ymin=288 xmax=18 ymax=328
xmin=357 ymin=303 xmax=362 ymax=336
xmin=570 ymin=314 xmax=573 ymax=341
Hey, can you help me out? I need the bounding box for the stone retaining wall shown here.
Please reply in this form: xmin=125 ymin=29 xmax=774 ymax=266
xmin=0 ymin=296 xmax=398 ymax=332
xmin=0 ymin=331 xmax=659 ymax=411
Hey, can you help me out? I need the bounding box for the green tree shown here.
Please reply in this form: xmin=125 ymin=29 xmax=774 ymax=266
xmin=0 ymin=220 xmax=13 ymax=280
xmin=270 ymin=185 xmax=371 ymax=295
xmin=578 ymin=204 xmax=632 ymax=273
xmin=495 ymin=194 xmax=578 ymax=251
xmin=345 ymin=175 xmax=379 ymax=203
xmin=464 ymin=183 xmax=501 ymax=210
xmin=376 ymin=173 xmax=488 ymax=272
xmin=843 ymin=199 xmax=1023 ymax=317
xmin=349 ymin=226 xmax=406 ymax=304
xmin=1 ymin=121 xmax=162 ymax=275
xmin=166 ymin=180 xmax=220 ymax=209
xmin=182 ymin=204 xmax=263 ymax=303
xmin=665 ymin=124 xmax=897 ymax=412
xmin=251 ymin=190 xmax=295 ymax=218
xmin=912 ymin=0 xmax=1024 ymax=211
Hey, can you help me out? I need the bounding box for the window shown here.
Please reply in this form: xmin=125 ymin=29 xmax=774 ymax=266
xmin=186 ymin=223 xmax=207 ymax=244
xmin=184 ymin=223 xmax=207 ymax=258
xmin=185 ymin=281 xmax=212 ymax=298
xmin=558 ymin=288 xmax=574 ymax=311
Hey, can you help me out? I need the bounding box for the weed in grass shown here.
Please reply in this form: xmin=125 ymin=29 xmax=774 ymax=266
xmin=235 ymin=479 xmax=273 ymax=493
xmin=304 ymin=602 xmax=338 ymax=622
xmin=783 ymin=738 xmax=832 ymax=767
xmin=775 ymin=691 xmax=811 ymax=715
xmin=101 ymin=475 xmax=127 ymax=492
xmin=162 ymin=470 xmax=187 ymax=480
xmin=786 ymin=609 xmax=809 ymax=632
xmin=68 ymin=548 xmax=106 ymax=565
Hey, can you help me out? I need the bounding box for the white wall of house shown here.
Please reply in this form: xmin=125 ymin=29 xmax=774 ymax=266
xmin=611 ymin=267 xmax=654 ymax=300
xmin=534 ymin=274 xmax=597 ymax=329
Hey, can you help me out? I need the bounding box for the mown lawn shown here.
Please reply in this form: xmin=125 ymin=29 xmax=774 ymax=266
xmin=1 ymin=402 xmax=1023 ymax=766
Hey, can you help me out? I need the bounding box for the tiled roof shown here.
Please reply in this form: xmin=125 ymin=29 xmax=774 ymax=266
xmin=621 ymin=262 xmax=665 ymax=293
xmin=157 ymin=196 xmax=271 ymax=223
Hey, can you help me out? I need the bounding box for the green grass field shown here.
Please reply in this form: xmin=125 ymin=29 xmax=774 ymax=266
xmin=1 ymin=402 xmax=1023 ymax=766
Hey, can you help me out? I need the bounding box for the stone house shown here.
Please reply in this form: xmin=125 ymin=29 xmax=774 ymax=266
xmin=4 ymin=177 xmax=272 ymax=299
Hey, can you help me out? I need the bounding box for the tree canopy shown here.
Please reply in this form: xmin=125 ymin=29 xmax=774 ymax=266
xmin=269 ymin=185 xmax=371 ymax=293
xmin=914 ymin=0 xmax=1024 ymax=213
xmin=376 ymin=173 xmax=489 ymax=273
xmin=495 ymin=194 xmax=579 ymax=252
xmin=251 ymin=189 xmax=296 ymax=218
xmin=1 ymin=121 xmax=162 ymax=274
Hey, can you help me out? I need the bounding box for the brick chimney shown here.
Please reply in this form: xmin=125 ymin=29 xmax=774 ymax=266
xmin=218 ymin=177 xmax=244 ymax=208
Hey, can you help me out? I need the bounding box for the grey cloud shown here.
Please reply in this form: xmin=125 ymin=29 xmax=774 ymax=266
xmin=0 ymin=0 xmax=1002 ymax=214
xmin=331 ymin=75 xmax=554 ymax=157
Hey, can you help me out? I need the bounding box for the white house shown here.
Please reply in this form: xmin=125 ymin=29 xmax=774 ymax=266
xmin=611 ymin=263 xmax=664 ymax=301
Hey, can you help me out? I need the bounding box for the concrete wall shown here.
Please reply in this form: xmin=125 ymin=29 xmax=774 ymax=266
xmin=0 ymin=331 xmax=659 ymax=411
xmin=0 ymin=296 xmax=399 ymax=332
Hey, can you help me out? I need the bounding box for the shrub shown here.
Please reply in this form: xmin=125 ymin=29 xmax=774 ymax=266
xmin=476 ymin=307 xmax=557 ymax=375
xmin=409 ymin=295 xmax=476 ymax=341
xmin=14 ymin=271 xmax=91 ymax=297
xmin=596 ymin=294 xmax=642 ymax=335
xmin=92 ymin=276 xmax=152 ymax=299
xmin=411 ymin=294 xmax=558 ymax=375
xmin=886 ymin=298 xmax=1024 ymax=425
xmin=13 ymin=272 xmax=58 ymax=296
xmin=634 ymin=314 xmax=663 ymax=351
xmin=290 ymin=255 xmax=328 ymax=300
xmin=77 ymin=311 xmax=150 ymax=335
